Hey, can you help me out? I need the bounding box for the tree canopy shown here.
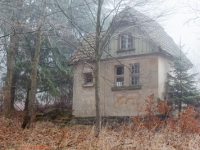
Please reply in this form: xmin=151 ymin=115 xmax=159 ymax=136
xmin=166 ymin=46 xmax=199 ymax=112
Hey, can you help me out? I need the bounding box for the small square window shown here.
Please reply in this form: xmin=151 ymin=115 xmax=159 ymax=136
xmin=85 ymin=73 xmax=93 ymax=84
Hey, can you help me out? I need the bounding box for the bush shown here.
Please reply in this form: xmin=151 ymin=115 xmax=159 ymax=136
xmin=132 ymin=94 xmax=200 ymax=133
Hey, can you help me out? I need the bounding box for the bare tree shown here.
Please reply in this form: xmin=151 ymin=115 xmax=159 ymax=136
xmin=183 ymin=0 xmax=200 ymax=25
xmin=22 ymin=0 xmax=46 ymax=128
xmin=3 ymin=0 xmax=20 ymax=117
xmin=55 ymin=0 xmax=169 ymax=135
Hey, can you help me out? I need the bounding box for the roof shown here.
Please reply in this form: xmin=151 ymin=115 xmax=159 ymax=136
xmin=122 ymin=9 xmax=180 ymax=57
xmin=71 ymin=33 xmax=104 ymax=63
xmin=71 ymin=34 xmax=95 ymax=63
xmin=71 ymin=8 xmax=191 ymax=64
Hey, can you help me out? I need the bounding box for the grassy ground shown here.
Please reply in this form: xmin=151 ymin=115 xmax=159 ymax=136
xmin=1 ymin=111 xmax=200 ymax=150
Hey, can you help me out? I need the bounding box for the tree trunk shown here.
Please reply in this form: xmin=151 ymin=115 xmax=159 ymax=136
xmin=94 ymin=0 xmax=103 ymax=135
xmin=22 ymin=30 xmax=42 ymax=128
xmin=22 ymin=0 xmax=45 ymax=129
xmin=179 ymin=68 xmax=183 ymax=114
xmin=3 ymin=0 xmax=20 ymax=117
xmin=178 ymin=100 xmax=182 ymax=113
xmin=94 ymin=57 xmax=101 ymax=134
xmin=4 ymin=34 xmax=18 ymax=117
xmin=24 ymin=84 xmax=31 ymax=111
xmin=10 ymin=73 xmax=17 ymax=109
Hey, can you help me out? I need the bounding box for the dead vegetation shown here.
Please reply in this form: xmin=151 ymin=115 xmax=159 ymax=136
xmin=1 ymin=115 xmax=200 ymax=150
xmin=1 ymin=96 xmax=200 ymax=149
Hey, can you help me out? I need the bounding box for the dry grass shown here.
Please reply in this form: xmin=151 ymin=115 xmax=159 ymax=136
xmin=1 ymin=112 xmax=200 ymax=150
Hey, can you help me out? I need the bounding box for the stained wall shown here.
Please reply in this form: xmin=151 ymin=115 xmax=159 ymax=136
xmin=73 ymin=54 xmax=172 ymax=117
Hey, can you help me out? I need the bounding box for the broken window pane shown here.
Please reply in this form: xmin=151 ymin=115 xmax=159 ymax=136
xmin=116 ymin=77 xmax=124 ymax=86
xmin=115 ymin=66 xmax=124 ymax=86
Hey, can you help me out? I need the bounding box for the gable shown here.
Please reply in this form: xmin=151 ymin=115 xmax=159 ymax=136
xmin=71 ymin=8 xmax=191 ymax=65
xmin=103 ymin=25 xmax=159 ymax=59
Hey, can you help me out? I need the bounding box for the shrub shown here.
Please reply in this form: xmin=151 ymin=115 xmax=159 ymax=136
xmin=132 ymin=94 xmax=200 ymax=133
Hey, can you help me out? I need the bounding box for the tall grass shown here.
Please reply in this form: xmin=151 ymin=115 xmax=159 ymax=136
xmin=1 ymin=95 xmax=200 ymax=149
xmin=1 ymin=118 xmax=200 ymax=150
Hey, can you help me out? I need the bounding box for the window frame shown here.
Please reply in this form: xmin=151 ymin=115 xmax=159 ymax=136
xmin=119 ymin=33 xmax=134 ymax=50
xmin=130 ymin=63 xmax=140 ymax=86
xmin=82 ymin=72 xmax=94 ymax=87
xmin=115 ymin=66 xmax=124 ymax=86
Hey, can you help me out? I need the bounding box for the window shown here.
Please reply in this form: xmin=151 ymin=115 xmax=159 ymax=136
xmin=120 ymin=34 xmax=133 ymax=49
xmin=130 ymin=64 xmax=140 ymax=85
xmin=85 ymin=73 xmax=93 ymax=84
xmin=115 ymin=66 xmax=124 ymax=86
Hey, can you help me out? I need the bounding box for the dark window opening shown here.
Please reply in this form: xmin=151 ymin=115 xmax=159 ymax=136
xmin=116 ymin=66 xmax=124 ymax=75
xmin=85 ymin=73 xmax=93 ymax=83
xmin=115 ymin=66 xmax=124 ymax=86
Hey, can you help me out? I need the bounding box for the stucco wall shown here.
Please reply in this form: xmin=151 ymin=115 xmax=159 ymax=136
xmin=72 ymin=54 xmax=171 ymax=117
xmin=72 ymin=24 xmax=173 ymax=117
xmin=73 ymin=64 xmax=96 ymax=117
xmin=157 ymin=56 xmax=171 ymax=99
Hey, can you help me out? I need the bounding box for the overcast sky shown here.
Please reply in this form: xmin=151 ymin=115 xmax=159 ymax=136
xmin=162 ymin=1 xmax=199 ymax=59
xmin=157 ymin=0 xmax=200 ymax=80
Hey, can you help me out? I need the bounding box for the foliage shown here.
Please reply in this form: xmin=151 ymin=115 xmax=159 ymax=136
xmin=0 ymin=0 xmax=75 ymax=111
xmin=132 ymin=94 xmax=200 ymax=133
xmin=1 ymin=110 xmax=200 ymax=149
xmin=166 ymin=49 xmax=199 ymax=112
xmin=132 ymin=94 xmax=171 ymax=130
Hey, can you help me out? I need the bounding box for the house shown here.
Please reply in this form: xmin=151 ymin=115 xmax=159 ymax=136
xmin=71 ymin=8 xmax=189 ymax=118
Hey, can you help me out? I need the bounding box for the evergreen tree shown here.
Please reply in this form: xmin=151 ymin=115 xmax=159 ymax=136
xmin=166 ymin=46 xmax=199 ymax=112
